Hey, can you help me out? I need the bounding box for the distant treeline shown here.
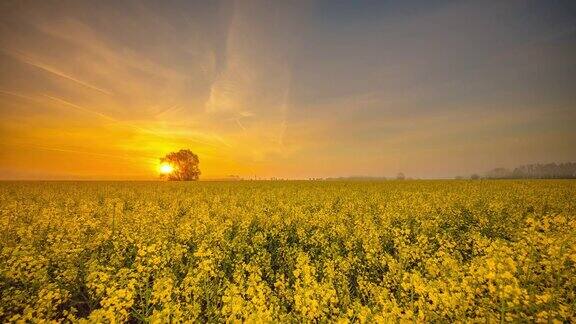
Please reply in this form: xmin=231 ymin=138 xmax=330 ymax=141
xmin=482 ymin=162 xmax=576 ymax=179
xmin=325 ymin=173 xmax=409 ymax=181
xmin=324 ymin=176 xmax=389 ymax=181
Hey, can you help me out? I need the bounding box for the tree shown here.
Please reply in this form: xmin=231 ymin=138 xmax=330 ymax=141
xmin=160 ymin=149 xmax=200 ymax=181
xmin=396 ymin=172 xmax=405 ymax=180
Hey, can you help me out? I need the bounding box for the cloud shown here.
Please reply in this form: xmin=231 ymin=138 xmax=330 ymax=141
xmin=206 ymin=0 xmax=309 ymax=149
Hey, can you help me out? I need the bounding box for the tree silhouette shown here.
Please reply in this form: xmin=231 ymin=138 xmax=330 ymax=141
xmin=160 ymin=149 xmax=200 ymax=181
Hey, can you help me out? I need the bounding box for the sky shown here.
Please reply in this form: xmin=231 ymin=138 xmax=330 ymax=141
xmin=0 ymin=0 xmax=575 ymax=180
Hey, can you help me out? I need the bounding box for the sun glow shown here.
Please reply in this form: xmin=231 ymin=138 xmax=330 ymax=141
xmin=159 ymin=163 xmax=174 ymax=175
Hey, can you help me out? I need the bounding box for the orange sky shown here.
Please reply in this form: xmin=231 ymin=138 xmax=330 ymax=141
xmin=1 ymin=1 xmax=575 ymax=179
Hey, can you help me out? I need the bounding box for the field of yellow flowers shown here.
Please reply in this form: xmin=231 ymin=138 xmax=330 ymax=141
xmin=1 ymin=180 xmax=575 ymax=322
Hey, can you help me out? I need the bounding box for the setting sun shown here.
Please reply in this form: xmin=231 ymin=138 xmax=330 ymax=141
xmin=159 ymin=163 xmax=174 ymax=175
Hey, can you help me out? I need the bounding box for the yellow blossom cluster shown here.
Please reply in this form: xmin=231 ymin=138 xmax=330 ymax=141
xmin=0 ymin=180 xmax=575 ymax=322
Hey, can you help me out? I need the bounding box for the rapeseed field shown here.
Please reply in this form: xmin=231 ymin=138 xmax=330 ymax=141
xmin=1 ymin=180 xmax=575 ymax=322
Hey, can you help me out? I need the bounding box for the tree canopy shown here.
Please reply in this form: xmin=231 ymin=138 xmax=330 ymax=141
xmin=160 ymin=149 xmax=200 ymax=181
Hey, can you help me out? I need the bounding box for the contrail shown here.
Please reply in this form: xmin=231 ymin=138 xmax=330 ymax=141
xmin=48 ymin=94 xmax=234 ymax=150
xmin=43 ymin=94 xmax=117 ymax=122
xmin=3 ymin=87 xmax=232 ymax=153
xmin=0 ymin=89 xmax=38 ymax=102
xmin=43 ymin=95 xmax=230 ymax=150
xmin=10 ymin=141 xmax=158 ymax=161
xmin=278 ymin=66 xmax=292 ymax=148
xmin=43 ymin=94 xmax=164 ymax=137
xmin=236 ymin=118 xmax=247 ymax=132
xmin=3 ymin=49 xmax=112 ymax=95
